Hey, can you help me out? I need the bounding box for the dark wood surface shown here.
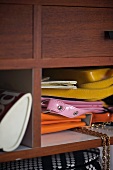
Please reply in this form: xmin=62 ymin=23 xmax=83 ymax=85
xmin=0 ymin=0 xmax=113 ymax=163
xmin=0 ymin=0 xmax=113 ymax=7
xmin=0 ymin=4 xmax=33 ymax=59
xmin=42 ymin=6 xmax=113 ymax=58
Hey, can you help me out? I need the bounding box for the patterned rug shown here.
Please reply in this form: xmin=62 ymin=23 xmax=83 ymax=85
xmin=0 ymin=148 xmax=102 ymax=170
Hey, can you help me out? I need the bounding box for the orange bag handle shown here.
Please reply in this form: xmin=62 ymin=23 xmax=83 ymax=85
xmin=92 ymin=112 xmax=113 ymax=123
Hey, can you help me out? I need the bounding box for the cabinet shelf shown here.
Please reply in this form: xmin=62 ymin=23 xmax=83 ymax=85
xmin=0 ymin=128 xmax=113 ymax=162
xmin=41 ymin=127 xmax=113 ymax=148
xmin=0 ymin=57 xmax=113 ymax=70
xmin=41 ymin=57 xmax=113 ymax=68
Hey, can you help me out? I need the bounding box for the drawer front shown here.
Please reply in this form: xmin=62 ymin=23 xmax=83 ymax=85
xmin=0 ymin=4 xmax=32 ymax=59
xmin=42 ymin=6 xmax=113 ymax=58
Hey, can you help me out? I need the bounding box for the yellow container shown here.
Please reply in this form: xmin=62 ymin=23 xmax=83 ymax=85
xmin=44 ymin=68 xmax=110 ymax=86
xmin=74 ymin=68 xmax=110 ymax=84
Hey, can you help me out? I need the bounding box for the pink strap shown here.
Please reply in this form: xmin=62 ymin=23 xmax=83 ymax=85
xmin=44 ymin=98 xmax=105 ymax=118
xmin=41 ymin=97 xmax=103 ymax=107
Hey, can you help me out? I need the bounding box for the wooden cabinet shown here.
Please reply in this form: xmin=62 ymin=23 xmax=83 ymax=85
xmin=0 ymin=0 xmax=113 ymax=163
xmin=42 ymin=6 xmax=113 ymax=58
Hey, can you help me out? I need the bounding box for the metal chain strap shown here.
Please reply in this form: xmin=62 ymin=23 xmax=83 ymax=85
xmin=74 ymin=127 xmax=110 ymax=170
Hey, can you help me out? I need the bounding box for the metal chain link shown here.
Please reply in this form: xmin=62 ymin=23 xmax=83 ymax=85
xmin=74 ymin=127 xmax=110 ymax=170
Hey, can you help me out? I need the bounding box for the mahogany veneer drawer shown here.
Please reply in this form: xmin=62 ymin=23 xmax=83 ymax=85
xmin=42 ymin=6 xmax=113 ymax=58
xmin=0 ymin=4 xmax=32 ymax=59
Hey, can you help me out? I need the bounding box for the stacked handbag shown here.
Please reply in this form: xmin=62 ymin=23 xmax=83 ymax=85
xmin=41 ymin=67 xmax=113 ymax=170
xmin=42 ymin=67 xmax=113 ymax=130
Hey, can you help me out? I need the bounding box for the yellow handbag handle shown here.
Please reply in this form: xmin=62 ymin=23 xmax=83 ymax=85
xmin=42 ymin=85 xmax=113 ymax=101
xmin=80 ymin=76 xmax=113 ymax=89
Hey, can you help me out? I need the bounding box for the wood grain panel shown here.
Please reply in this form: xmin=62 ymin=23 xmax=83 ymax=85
xmin=0 ymin=0 xmax=113 ymax=8
xmin=42 ymin=6 xmax=113 ymax=58
xmin=32 ymin=68 xmax=42 ymax=147
xmin=0 ymin=4 xmax=33 ymax=59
